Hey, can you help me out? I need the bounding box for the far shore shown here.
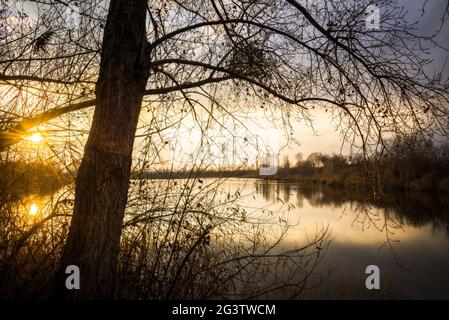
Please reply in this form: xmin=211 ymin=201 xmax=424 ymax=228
xmin=131 ymin=167 xmax=449 ymax=194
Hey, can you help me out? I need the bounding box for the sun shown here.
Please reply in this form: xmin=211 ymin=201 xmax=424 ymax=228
xmin=29 ymin=203 xmax=38 ymax=216
xmin=25 ymin=132 xmax=43 ymax=143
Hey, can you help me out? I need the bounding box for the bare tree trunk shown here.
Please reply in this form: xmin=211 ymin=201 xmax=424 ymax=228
xmin=54 ymin=0 xmax=149 ymax=299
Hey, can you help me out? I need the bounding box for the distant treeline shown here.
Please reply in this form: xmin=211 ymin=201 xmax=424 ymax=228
xmin=0 ymin=160 xmax=72 ymax=200
xmin=134 ymin=134 xmax=449 ymax=193
xmin=272 ymin=134 xmax=449 ymax=193
xmin=268 ymin=135 xmax=449 ymax=192
xmin=131 ymin=168 xmax=258 ymax=180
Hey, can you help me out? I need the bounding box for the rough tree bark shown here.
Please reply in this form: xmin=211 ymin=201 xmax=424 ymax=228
xmin=54 ymin=0 xmax=150 ymax=299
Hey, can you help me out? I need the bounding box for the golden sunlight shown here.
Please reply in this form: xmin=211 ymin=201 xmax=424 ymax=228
xmin=25 ymin=132 xmax=43 ymax=143
xmin=29 ymin=203 xmax=38 ymax=216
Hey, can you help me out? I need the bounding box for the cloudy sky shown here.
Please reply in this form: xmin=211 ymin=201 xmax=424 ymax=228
xmin=146 ymin=0 xmax=449 ymax=169
xmin=7 ymin=0 xmax=449 ymax=166
xmin=283 ymin=0 xmax=449 ymax=160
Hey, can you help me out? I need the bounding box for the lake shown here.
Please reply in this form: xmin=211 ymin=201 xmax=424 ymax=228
xmin=218 ymin=178 xmax=449 ymax=299
xmin=9 ymin=177 xmax=449 ymax=299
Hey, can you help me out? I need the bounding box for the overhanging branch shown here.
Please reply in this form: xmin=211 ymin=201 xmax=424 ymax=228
xmin=0 ymin=76 xmax=232 ymax=151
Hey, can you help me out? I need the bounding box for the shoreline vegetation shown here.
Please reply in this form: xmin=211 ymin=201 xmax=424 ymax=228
xmin=133 ymin=135 xmax=449 ymax=194
xmin=3 ymin=135 xmax=449 ymax=197
xmin=1 ymin=136 xmax=449 ymax=299
xmin=0 ymin=160 xmax=72 ymax=200
xmin=132 ymin=165 xmax=449 ymax=193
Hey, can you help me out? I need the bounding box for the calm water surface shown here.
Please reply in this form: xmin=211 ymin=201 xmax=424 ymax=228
xmin=15 ymin=178 xmax=449 ymax=299
xmin=220 ymin=178 xmax=449 ymax=299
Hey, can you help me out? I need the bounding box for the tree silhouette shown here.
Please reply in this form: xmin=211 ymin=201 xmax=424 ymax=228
xmin=1 ymin=0 xmax=448 ymax=298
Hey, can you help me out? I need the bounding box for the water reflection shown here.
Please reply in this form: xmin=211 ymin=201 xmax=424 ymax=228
xmin=254 ymin=180 xmax=449 ymax=237
xmin=2 ymin=177 xmax=449 ymax=299
xmin=248 ymin=179 xmax=449 ymax=298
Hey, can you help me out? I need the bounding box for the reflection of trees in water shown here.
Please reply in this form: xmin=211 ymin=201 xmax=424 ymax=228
xmin=0 ymin=178 xmax=330 ymax=299
xmin=254 ymin=181 xmax=294 ymax=205
xmin=255 ymin=181 xmax=281 ymax=203
xmin=255 ymin=180 xmax=449 ymax=237
xmin=255 ymin=180 xmax=354 ymax=209
xmin=381 ymin=193 xmax=449 ymax=236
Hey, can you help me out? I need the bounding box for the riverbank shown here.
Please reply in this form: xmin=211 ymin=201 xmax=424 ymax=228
xmin=257 ymin=169 xmax=449 ymax=193
xmin=0 ymin=160 xmax=72 ymax=201
xmin=131 ymin=168 xmax=449 ymax=193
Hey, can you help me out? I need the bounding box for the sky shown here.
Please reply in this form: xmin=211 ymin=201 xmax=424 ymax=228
xmin=6 ymin=0 xmax=449 ymax=167
xmin=279 ymin=0 xmax=449 ymax=160
xmin=135 ymin=0 xmax=449 ymax=169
